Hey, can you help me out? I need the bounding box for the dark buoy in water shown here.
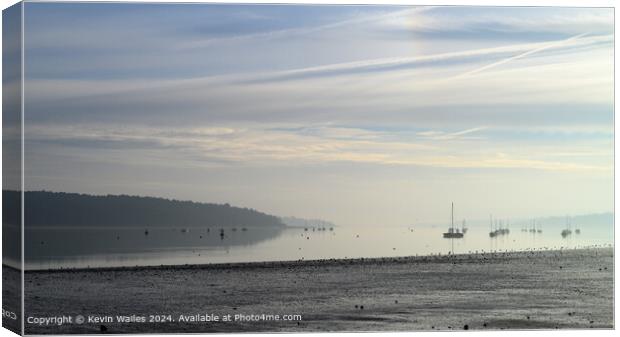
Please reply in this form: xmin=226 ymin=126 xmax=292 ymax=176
xmin=100 ymin=325 xmax=108 ymax=333
xmin=144 ymin=229 xmax=149 ymax=236
xmin=463 ymin=325 xmax=469 ymax=330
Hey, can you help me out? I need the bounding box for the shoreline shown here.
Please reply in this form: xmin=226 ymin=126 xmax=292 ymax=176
xmin=14 ymin=244 xmax=614 ymax=273
xmin=14 ymin=246 xmax=613 ymax=333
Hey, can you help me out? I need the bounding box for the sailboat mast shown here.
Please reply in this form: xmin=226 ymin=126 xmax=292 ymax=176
xmin=451 ymin=202 xmax=454 ymax=230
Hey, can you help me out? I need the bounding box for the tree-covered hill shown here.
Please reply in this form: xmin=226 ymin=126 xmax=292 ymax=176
xmin=3 ymin=190 xmax=285 ymax=228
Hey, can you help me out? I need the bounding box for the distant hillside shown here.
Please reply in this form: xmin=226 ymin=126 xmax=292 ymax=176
xmin=525 ymin=213 xmax=613 ymax=227
xmin=3 ymin=190 xmax=285 ymax=228
xmin=280 ymin=216 xmax=335 ymax=229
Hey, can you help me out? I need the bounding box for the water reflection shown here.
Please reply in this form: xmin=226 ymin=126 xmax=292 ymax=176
xmin=25 ymin=226 xmax=284 ymax=269
xmin=21 ymin=222 xmax=613 ymax=270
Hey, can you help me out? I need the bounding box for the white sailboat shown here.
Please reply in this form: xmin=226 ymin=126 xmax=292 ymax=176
xmin=443 ymin=203 xmax=464 ymax=239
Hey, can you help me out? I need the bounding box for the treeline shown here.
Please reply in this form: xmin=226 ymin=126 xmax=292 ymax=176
xmin=280 ymin=216 xmax=335 ymax=228
xmin=3 ymin=190 xmax=285 ymax=228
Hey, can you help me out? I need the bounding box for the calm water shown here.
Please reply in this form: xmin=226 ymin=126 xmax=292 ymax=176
xmin=16 ymin=222 xmax=613 ymax=270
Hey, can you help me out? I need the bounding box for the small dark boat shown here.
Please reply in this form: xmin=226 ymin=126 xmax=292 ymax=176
xmin=443 ymin=228 xmax=464 ymax=239
xmin=561 ymin=216 xmax=572 ymax=237
xmin=443 ymin=203 xmax=464 ymax=239
xmin=489 ymin=215 xmax=498 ymax=237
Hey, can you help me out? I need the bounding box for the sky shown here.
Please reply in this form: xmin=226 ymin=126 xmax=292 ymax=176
xmin=20 ymin=3 xmax=614 ymax=226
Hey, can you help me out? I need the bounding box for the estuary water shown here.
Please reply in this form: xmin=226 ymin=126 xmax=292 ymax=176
xmin=17 ymin=221 xmax=613 ymax=270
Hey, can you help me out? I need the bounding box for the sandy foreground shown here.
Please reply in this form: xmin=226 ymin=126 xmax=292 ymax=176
xmin=6 ymin=247 xmax=614 ymax=334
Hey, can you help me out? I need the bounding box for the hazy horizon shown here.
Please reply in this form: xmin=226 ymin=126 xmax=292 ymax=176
xmin=20 ymin=4 xmax=613 ymax=226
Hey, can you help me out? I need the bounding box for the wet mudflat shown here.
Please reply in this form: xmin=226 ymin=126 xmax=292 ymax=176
xmin=16 ymin=247 xmax=613 ymax=334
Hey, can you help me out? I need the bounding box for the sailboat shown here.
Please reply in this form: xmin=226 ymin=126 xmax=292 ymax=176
xmin=561 ymin=216 xmax=572 ymax=237
xmin=443 ymin=203 xmax=464 ymax=238
xmin=498 ymin=220 xmax=510 ymax=235
xmin=489 ymin=215 xmax=497 ymax=237
xmin=488 ymin=216 xmax=510 ymax=237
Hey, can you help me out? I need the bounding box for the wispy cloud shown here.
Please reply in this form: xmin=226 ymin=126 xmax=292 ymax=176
xmin=26 ymin=124 xmax=611 ymax=173
xmin=238 ymin=34 xmax=610 ymax=84
xmin=453 ymin=32 xmax=591 ymax=79
xmin=176 ymin=7 xmax=432 ymax=49
xmin=417 ymin=126 xmax=488 ymax=140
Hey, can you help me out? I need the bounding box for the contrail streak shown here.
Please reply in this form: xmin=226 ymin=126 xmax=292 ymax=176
xmin=453 ymin=32 xmax=590 ymax=79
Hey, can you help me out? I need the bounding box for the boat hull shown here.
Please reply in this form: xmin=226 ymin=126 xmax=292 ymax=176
xmin=443 ymin=232 xmax=464 ymax=238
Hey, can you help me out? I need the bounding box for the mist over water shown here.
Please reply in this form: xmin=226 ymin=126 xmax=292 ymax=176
xmin=21 ymin=220 xmax=613 ymax=270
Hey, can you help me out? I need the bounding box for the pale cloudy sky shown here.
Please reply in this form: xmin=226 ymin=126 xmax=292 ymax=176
xmin=22 ymin=3 xmax=613 ymax=226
